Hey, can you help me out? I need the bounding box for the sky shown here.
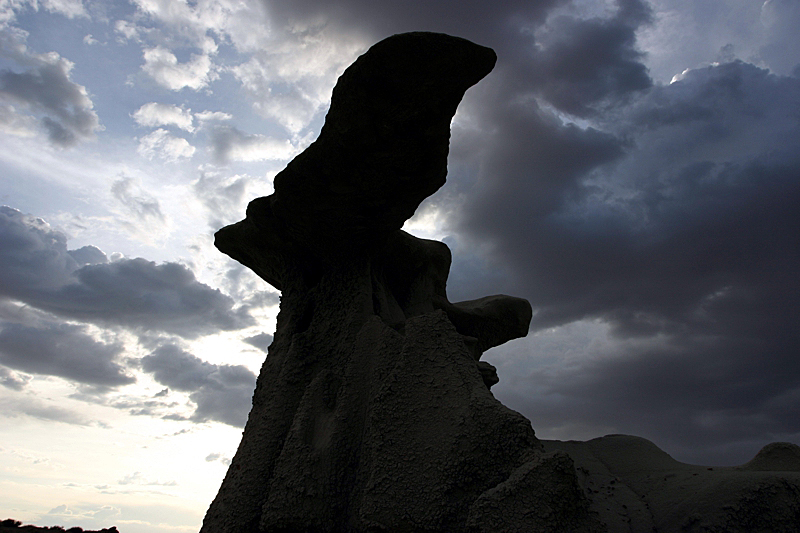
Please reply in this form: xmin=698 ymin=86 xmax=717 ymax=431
xmin=0 ymin=0 xmax=798 ymax=531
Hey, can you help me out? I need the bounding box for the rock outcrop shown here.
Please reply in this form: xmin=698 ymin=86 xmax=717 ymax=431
xmin=201 ymin=32 xmax=600 ymax=533
xmin=201 ymin=30 xmax=800 ymax=533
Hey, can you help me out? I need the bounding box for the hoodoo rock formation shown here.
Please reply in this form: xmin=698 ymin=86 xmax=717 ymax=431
xmin=201 ymin=32 xmax=601 ymax=533
xmin=202 ymin=32 xmax=800 ymax=533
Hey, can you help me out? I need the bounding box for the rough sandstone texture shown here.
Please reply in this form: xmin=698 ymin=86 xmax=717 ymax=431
xmin=201 ymin=32 xmax=600 ymax=533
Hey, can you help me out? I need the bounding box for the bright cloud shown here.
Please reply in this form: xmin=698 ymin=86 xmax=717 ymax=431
xmin=37 ymin=0 xmax=87 ymax=19
xmin=129 ymin=0 xmax=270 ymax=53
xmin=0 ymin=103 xmax=36 ymax=136
xmin=137 ymin=128 xmax=196 ymax=161
xmin=114 ymin=19 xmax=141 ymax=41
xmin=193 ymin=171 xmax=249 ymax=229
xmin=229 ymin=32 xmax=364 ymax=133
xmin=132 ymin=102 xmax=195 ymax=132
xmin=111 ymin=176 xmax=166 ymax=224
xmin=0 ymin=365 xmax=30 ymax=390
xmin=194 ymin=110 xmax=232 ymax=122
xmin=141 ymin=46 xmax=217 ymax=91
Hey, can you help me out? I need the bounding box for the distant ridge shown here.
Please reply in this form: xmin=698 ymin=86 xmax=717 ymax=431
xmin=544 ymin=435 xmax=800 ymax=532
xmin=0 ymin=519 xmax=119 ymax=533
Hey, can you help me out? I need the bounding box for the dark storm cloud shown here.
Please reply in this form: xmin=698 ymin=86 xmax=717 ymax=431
xmin=458 ymin=60 xmax=800 ymax=464
xmin=38 ymin=258 xmax=254 ymax=338
xmin=0 ymin=321 xmax=134 ymax=386
xmin=0 ymin=206 xmax=79 ymax=290
xmin=496 ymin=324 xmax=800 ymax=465
xmin=264 ymin=0 xmax=560 ymax=44
xmin=261 ymin=0 xmax=800 ymax=463
xmin=264 ymin=0 xmax=651 ymax=108
xmin=463 ymin=61 xmax=800 ymax=335
xmin=141 ymin=344 xmax=256 ymax=427
xmin=443 ymin=97 xmax=627 ymax=302
xmin=243 ymin=332 xmax=273 ymax=352
xmin=0 ymin=35 xmax=101 ymax=147
xmin=529 ymin=0 xmax=652 ymax=116
xmin=0 ymin=206 xmax=254 ymax=338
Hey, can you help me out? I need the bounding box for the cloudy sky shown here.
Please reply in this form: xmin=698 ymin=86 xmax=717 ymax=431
xmin=1 ymin=0 xmax=798 ymax=531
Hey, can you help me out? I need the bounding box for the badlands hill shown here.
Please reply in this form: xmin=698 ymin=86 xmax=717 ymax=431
xmin=545 ymin=435 xmax=800 ymax=532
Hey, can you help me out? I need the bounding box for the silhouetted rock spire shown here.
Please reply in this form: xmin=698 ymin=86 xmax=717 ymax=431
xmin=202 ymin=30 xmax=800 ymax=533
xmin=202 ymin=32 xmax=600 ymax=533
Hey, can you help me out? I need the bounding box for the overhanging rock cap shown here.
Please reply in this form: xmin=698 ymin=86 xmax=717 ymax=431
xmin=216 ymin=32 xmax=497 ymax=289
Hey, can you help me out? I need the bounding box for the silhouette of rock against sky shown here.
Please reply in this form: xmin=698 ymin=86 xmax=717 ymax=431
xmin=202 ymin=32 xmax=600 ymax=533
xmin=201 ymin=31 xmax=800 ymax=533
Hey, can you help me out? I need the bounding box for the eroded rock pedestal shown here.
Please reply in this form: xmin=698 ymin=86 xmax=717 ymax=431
xmin=201 ymin=32 xmax=601 ymax=533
